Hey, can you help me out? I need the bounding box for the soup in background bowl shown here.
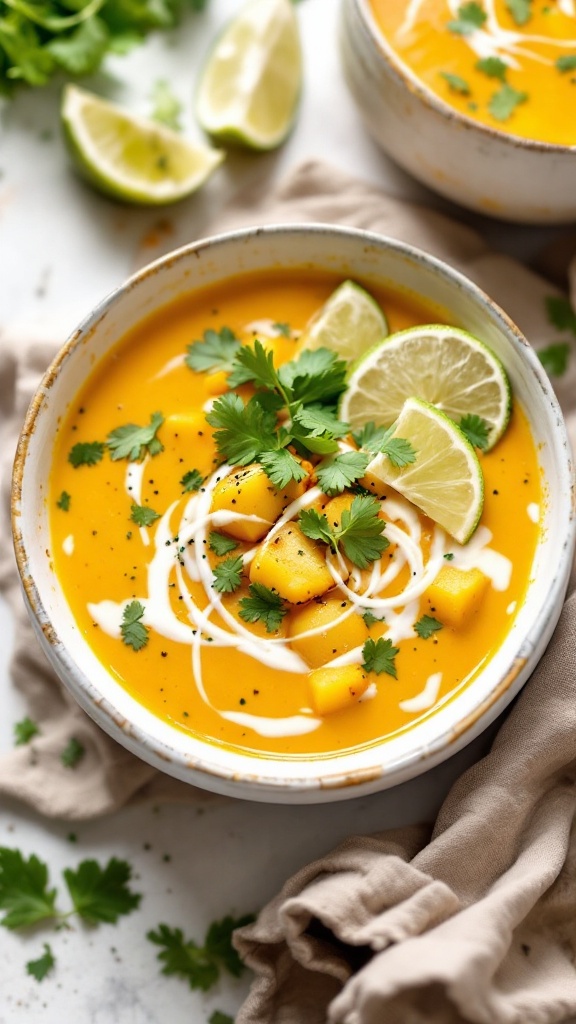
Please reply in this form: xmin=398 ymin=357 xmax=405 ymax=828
xmin=11 ymin=226 xmax=576 ymax=802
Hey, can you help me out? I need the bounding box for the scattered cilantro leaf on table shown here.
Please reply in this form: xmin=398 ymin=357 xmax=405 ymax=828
xmin=439 ymin=71 xmax=470 ymax=94
xmin=488 ymin=84 xmax=528 ymax=121
xmin=538 ymin=342 xmax=571 ymax=377
xmin=130 ymin=504 xmax=161 ymax=527
xmin=68 ymin=441 xmax=104 ymax=468
xmin=447 ymin=3 xmax=487 ymax=35
xmin=121 ymin=600 xmax=149 ymax=651
xmin=107 ymin=412 xmax=164 ymax=461
xmin=239 ymin=583 xmax=287 ymax=633
xmin=362 ymin=637 xmax=399 ymax=678
xmin=63 ymin=857 xmax=141 ymax=924
xmin=180 ymin=469 xmax=204 ymax=493
xmin=212 ymin=555 xmax=244 ymax=594
xmin=61 ymin=737 xmax=85 ymax=769
xmin=545 ymin=296 xmax=576 ymax=335
xmin=0 ymin=848 xmax=57 ymax=929
xmin=209 ymin=1013 xmax=234 ymax=1024
xmin=209 ymin=531 xmax=239 ymax=556
xmin=147 ymin=913 xmax=254 ymax=990
xmin=56 ymin=490 xmax=71 ymax=511
xmin=26 ymin=943 xmax=55 ymax=982
xmin=459 ymin=414 xmax=490 ymax=450
xmin=186 ymin=327 xmax=240 ymax=373
xmin=414 ymin=615 xmax=444 ymax=639
xmin=14 ymin=716 xmax=40 ymax=745
xmin=556 ymin=55 xmax=576 ymax=73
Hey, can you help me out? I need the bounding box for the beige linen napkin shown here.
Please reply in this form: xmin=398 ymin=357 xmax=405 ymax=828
xmin=1 ymin=159 xmax=576 ymax=1020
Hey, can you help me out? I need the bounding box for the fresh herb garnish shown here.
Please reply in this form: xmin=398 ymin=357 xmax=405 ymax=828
xmin=361 ymin=637 xmax=399 ymax=678
xmin=439 ymin=71 xmax=471 ymax=94
xmin=362 ymin=610 xmax=385 ymax=628
xmin=185 ymin=327 xmax=240 ymax=373
xmin=68 ymin=441 xmax=104 ymax=468
xmin=209 ymin=532 xmax=239 ymax=556
xmin=556 ymin=55 xmax=576 ymax=73
xmin=121 ymin=600 xmax=149 ymax=652
xmin=545 ymin=296 xmax=576 ymax=335
xmin=488 ymin=84 xmax=528 ymax=121
xmin=476 ymin=56 xmax=508 ymax=81
xmin=212 ymin=555 xmax=244 ymax=594
xmin=130 ymin=504 xmax=161 ymax=527
xmin=315 ymin=451 xmax=370 ymax=496
xmin=459 ymin=414 xmax=490 ymax=450
xmin=414 ymin=615 xmax=443 ymax=639
xmin=63 ymin=858 xmax=141 ymax=923
xmin=259 ymin=448 xmax=308 ymax=489
xmin=180 ymin=469 xmax=204 ymax=493
xmin=447 ymin=2 xmax=487 ymax=35
xmin=238 ymin=583 xmax=287 ymax=633
xmin=505 ymin=0 xmax=532 ymax=25
xmin=299 ymin=495 xmax=389 ymax=570
xmin=0 ymin=848 xmax=57 ymax=928
xmin=209 ymin=1013 xmax=234 ymax=1024
xmin=444 ymin=552 xmax=454 ymax=561
xmin=56 ymin=490 xmax=71 ymax=511
xmin=150 ymin=79 xmax=182 ymax=131
xmin=351 ymin=421 xmax=416 ymax=466
xmin=14 ymin=717 xmax=40 ymax=746
xmin=26 ymin=943 xmax=55 ymax=982
xmin=147 ymin=913 xmax=254 ymax=991
xmin=106 ymin=412 xmax=164 ymax=462
xmin=61 ymin=737 xmax=85 ymax=769
xmin=538 ymin=342 xmax=570 ymax=377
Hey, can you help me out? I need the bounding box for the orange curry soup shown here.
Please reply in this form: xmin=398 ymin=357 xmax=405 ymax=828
xmin=50 ymin=270 xmax=541 ymax=759
xmin=370 ymin=0 xmax=576 ymax=146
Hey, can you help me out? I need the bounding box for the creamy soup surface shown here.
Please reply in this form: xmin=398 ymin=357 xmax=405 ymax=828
xmin=50 ymin=270 xmax=541 ymax=759
xmin=370 ymin=0 xmax=576 ymax=146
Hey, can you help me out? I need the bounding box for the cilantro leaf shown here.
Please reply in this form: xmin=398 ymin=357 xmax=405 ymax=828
xmin=63 ymin=857 xmax=141 ymax=924
xmin=14 ymin=716 xmax=40 ymax=745
xmin=488 ymin=84 xmax=528 ymax=121
xmin=56 ymin=491 xmax=71 ymax=511
xmin=292 ymin=404 xmax=349 ymax=440
xmin=278 ymin=348 xmax=347 ymax=405
xmin=362 ymin=637 xmax=399 ymax=678
xmin=298 ymin=508 xmax=336 ymax=549
xmin=61 ymin=737 xmax=85 ymax=769
xmin=538 ymin=342 xmax=571 ymax=377
xmin=352 ymin=421 xmax=391 ymax=454
xmin=476 ymin=56 xmax=508 ymax=80
xmin=209 ymin=1013 xmax=233 ymax=1024
xmin=121 ymin=601 xmax=149 ymax=652
xmin=206 ymin=393 xmax=278 ymax=466
xmin=147 ymin=924 xmax=219 ymax=991
xmin=439 ymin=71 xmax=471 ymax=94
xmin=238 ymin=583 xmax=287 ymax=633
xmin=106 ymin=412 xmax=164 ymax=462
xmin=227 ymin=340 xmax=280 ymax=391
xmin=414 ymin=615 xmax=444 ymax=639
xmin=186 ymin=327 xmax=240 ymax=373
xmin=505 ymin=0 xmax=532 ymax=25
xmin=378 ymin=427 xmax=417 ymax=468
xmin=315 ymin=451 xmax=370 ymax=496
xmin=459 ymin=414 xmax=490 ymax=450
xmin=444 ymin=552 xmax=454 ymax=561
xmin=150 ymin=78 xmax=182 ymax=130
xmin=131 ymin=504 xmax=161 ymax=527
xmin=556 ymin=55 xmax=576 ymax=73
xmin=205 ymin=913 xmax=255 ymax=977
xmin=47 ymin=16 xmax=109 ymax=76
xmin=26 ymin=943 xmax=55 ymax=982
xmin=180 ymin=469 xmax=204 ymax=493
xmin=0 ymin=848 xmax=57 ymax=929
xmin=362 ymin=610 xmax=385 ymax=628
xmin=212 ymin=555 xmax=244 ymax=594
xmin=259 ymin=448 xmax=308 ymax=488
xmin=447 ymin=2 xmax=487 ymax=35
xmin=209 ymin=532 xmax=239 ymax=556
xmin=545 ymin=296 xmax=576 ymax=335
xmin=339 ymin=495 xmax=389 ymax=568
xmin=68 ymin=441 xmax=104 ymax=468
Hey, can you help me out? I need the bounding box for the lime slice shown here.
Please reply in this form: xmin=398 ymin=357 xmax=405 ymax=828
xmin=61 ymin=85 xmax=224 ymax=206
xmin=367 ymin=397 xmax=484 ymax=544
xmin=340 ymin=325 xmax=511 ymax=451
xmin=299 ymin=280 xmax=388 ymax=362
xmin=196 ymin=0 xmax=302 ymax=150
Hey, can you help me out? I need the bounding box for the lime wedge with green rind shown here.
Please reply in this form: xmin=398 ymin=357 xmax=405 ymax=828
xmin=299 ymin=280 xmax=388 ymax=362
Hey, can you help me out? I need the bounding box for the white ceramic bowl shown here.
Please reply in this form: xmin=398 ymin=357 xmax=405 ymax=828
xmin=340 ymin=0 xmax=576 ymax=224
xmin=11 ymin=225 xmax=576 ymax=802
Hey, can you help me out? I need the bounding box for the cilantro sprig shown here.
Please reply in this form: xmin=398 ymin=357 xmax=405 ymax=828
xmin=299 ymin=495 xmax=389 ymax=570
xmin=26 ymin=943 xmax=55 ymax=982
xmin=131 ymin=504 xmax=161 ymax=527
xmin=362 ymin=637 xmax=399 ymax=678
xmin=488 ymin=84 xmax=528 ymax=122
xmin=459 ymin=414 xmax=490 ymax=450
xmin=538 ymin=342 xmax=570 ymax=377
xmin=447 ymin=2 xmax=487 ymax=35
xmin=147 ymin=913 xmax=254 ymax=991
xmin=106 ymin=412 xmax=164 ymax=462
xmin=414 ymin=615 xmax=443 ymax=639
xmin=121 ymin=601 xmax=149 ymax=652
xmin=351 ymin=421 xmax=416 ymax=467
xmin=239 ymin=583 xmax=287 ymax=633
xmin=14 ymin=716 xmax=40 ymax=746
xmin=212 ymin=555 xmax=244 ymax=594
xmin=186 ymin=327 xmax=241 ymax=374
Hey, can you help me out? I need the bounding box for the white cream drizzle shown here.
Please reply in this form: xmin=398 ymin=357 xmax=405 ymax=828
xmin=152 ymin=354 xmax=185 ymax=381
xmin=62 ymin=534 xmax=74 ymax=556
xmin=399 ymin=672 xmax=443 ymax=713
xmin=527 ymin=502 xmax=540 ymax=524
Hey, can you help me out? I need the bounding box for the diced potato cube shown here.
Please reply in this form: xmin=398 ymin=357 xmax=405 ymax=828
xmin=308 ymin=664 xmax=369 ymax=716
xmin=424 ymin=566 xmax=489 ymax=629
xmin=210 ymin=464 xmax=306 ymax=543
xmin=288 ymin=596 xmax=366 ymax=668
xmin=250 ymin=523 xmax=339 ymax=603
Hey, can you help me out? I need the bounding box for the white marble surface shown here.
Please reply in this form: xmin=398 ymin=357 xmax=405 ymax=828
xmin=0 ymin=1 xmax=566 ymax=1020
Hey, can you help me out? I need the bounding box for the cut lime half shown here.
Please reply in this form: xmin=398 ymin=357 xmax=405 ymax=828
xmin=367 ymin=397 xmax=484 ymax=544
xmin=299 ymin=280 xmax=388 ymax=362
xmin=196 ymin=0 xmax=302 ymax=150
xmin=340 ymin=325 xmax=511 ymax=451
xmin=61 ymin=85 xmax=224 ymax=206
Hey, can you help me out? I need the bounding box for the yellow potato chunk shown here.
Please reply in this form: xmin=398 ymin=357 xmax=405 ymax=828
xmin=288 ymin=596 xmax=366 ymax=668
xmin=308 ymin=664 xmax=369 ymax=716
xmin=250 ymin=523 xmax=338 ymax=603
xmin=322 ymin=492 xmax=354 ymax=528
xmin=210 ymin=464 xmax=306 ymax=543
xmin=424 ymin=566 xmax=489 ymax=629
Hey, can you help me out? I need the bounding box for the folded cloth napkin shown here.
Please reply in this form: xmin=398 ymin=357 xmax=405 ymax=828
xmin=1 ymin=159 xmax=576 ymax=1022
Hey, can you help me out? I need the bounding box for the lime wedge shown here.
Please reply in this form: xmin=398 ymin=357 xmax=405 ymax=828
xmin=299 ymin=280 xmax=388 ymax=362
xmin=367 ymin=397 xmax=484 ymax=544
xmin=340 ymin=325 xmax=511 ymax=451
xmin=195 ymin=0 xmax=302 ymax=150
xmin=61 ymin=85 xmax=224 ymax=206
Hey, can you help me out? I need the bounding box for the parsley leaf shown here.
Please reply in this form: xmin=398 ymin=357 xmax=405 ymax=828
xmin=538 ymin=342 xmax=571 ymax=377
xmin=556 ymin=55 xmax=576 ymax=73
xmin=205 ymin=913 xmax=254 ymax=977
xmin=0 ymin=848 xmax=57 ymax=929
xmin=180 ymin=469 xmax=204 ymax=493
xmin=414 ymin=615 xmax=444 ymax=639
xmin=150 ymin=78 xmax=182 ymax=130
xmin=292 ymin=404 xmax=349 ymax=440
xmin=378 ymin=427 xmax=417 ymax=467
xmin=147 ymin=913 xmax=253 ymax=991
xmin=227 ymin=340 xmax=280 ymax=391
xmin=14 ymin=716 xmax=40 ymax=745
xmin=476 ymin=56 xmax=508 ymax=80
xmin=339 ymin=496 xmax=390 ymax=568
xmin=459 ymin=414 xmax=490 ymax=450
xmin=121 ymin=601 xmax=149 ymax=652
xmin=352 ymin=421 xmax=390 ymax=453
xmin=56 ymin=490 xmax=71 ymax=511
xmin=545 ymin=296 xmax=576 ymax=335
xmin=259 ymin=448 xmax=308 ymax=488
xmin=131 ymin=504 xmax=161 ymax=527
xmin=488 ymin=84 xmax=528 ymax=121
xmin=298 ymin=508 xmax=335 ymax=549
xmin=212 ymin=555 xmax=244 ymax=594
xmin=206 ymin=393 xmax=278 ymax=466
xmin=362 ymin=610 xmax=385 ymax=628
xmin=315 ymin=451 xmax=370 ymax=496
xmin=439 ymin=71 xmax=471 ymax=94
xmin=209 ymin=532 xmax=239 ymax=556
xmin=186 ymin=327 xmax=240 ymax=373
xmin=505 ymin=0 xmax=532 ymax=24
xmin=106 ymin=412 xmax=164 ymax=462
xmin=362 ymin=637 xmax=399 ymax=678
xmin=68 ymin=441 xmax=104 ymax=468
xmin=278 ymin=348 xmax=347 ymax=405
xmin=447 ymin=2 xmax=487 ymax=34
xmin=63 ymin=857 xmax=141 ymax=924
xmin=26 ymin=943 xmax=55 ymax=982
xmin=238 ymin=583 xmax=287 ymax=633
xmin=61 ymin=737 xmax=85 ymax=769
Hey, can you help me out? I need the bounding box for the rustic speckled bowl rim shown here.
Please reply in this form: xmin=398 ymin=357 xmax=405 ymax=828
xmin=11 ymin=224 xmax=576 ymax=803
xmin=352 ymin=0 xmax=576 ymax=155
